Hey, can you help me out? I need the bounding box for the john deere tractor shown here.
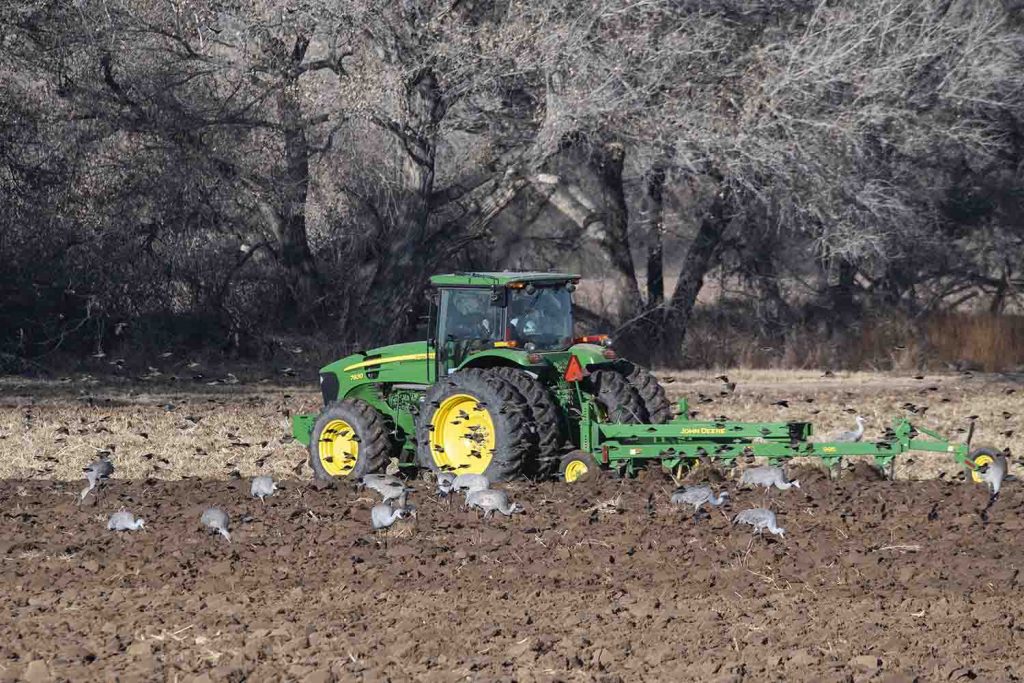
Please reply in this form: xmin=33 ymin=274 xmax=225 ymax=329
xmin=292 ymin=272 xmax=669 ymax=482
xmin=292 ymin=271 xmax=990 ymax=483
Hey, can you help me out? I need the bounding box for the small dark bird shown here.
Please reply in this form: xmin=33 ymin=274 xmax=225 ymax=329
xmin=913 ymin=375 xmax=925 ymax=380
xmin=1003 ymin=411 xmax=1013 ymax=420
xmin=966 ymin=415 xmax=979 ymax=421
xmin=771 ymin=400 xmax=789 ymax=408
xmin=822 ymin=370 xmax=835 ymax=378
xmin=715 ymin=375 xmax=729 ymax=383
xmin=927 ymin=503 xmax=939 ymax=521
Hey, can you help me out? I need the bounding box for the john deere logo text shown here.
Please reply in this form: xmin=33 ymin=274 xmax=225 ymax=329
xmin=681 ymin=427 xmax=727 ymax=435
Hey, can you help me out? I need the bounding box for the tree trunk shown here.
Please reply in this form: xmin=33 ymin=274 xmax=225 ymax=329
xmin=826 ymin=257 xmax=858 ymax=332
xmin=659 ymin=190 xmax=730 ymax=363
xmin=644 ymin=163 xmax=666 ymax=309
xmin=590 ymin=142 xmax=644 ymax=326
xmin=274 ymin=83 xmax=322 ymax=326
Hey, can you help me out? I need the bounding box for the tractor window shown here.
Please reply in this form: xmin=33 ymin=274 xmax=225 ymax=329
xmin=507 ymin=286 xmax=573 ymax=351
xmin=439 ymin=289 xmax=503 ymax=343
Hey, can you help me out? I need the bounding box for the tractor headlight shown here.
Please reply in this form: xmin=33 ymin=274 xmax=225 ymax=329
xmin=524 ymin=342 xmax=537 ymax=352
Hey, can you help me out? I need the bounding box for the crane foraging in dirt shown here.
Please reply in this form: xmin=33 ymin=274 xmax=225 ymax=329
xmin=739 ymin=466 xmax=800 ymax=492
xmin=107 ymin=511 xmax=145 ymax=531
xmin=734 ymin=508 xmax=786 ymax=539
xmin=371 ymin=503 xmax=414 ymax=547
xmin=671 ymin=485 xmax=729 ymax=520
xmin=465 ymin=489 xmax=523 ymax=519
xmin=201 ymin=507 xmax=231 ymax=542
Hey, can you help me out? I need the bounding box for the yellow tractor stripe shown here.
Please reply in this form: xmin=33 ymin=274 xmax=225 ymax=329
xmin=343 ymin=353 xmax=435 ymax=372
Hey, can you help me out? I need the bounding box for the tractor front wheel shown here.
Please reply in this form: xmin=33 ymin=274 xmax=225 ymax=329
xmin=309 ymin=399 xmax=393 ymax=480
xmin=416 ymin=369 xmax=536 ymax=482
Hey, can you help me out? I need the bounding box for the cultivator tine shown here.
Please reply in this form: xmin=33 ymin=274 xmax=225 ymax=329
xmin=966 ymin=421 xmax=976 ymax=450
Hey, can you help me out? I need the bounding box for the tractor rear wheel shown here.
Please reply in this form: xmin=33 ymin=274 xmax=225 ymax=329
xmin=492 ymin=366 xmax=565 ymax=474
xmin=309 ymin=399 xmax=393 ymax=480
xmin=625 ymin=364 xmax=672 ymax=424
xmin=416 ymin=368 xmax=536 ymax=481
xmin=586 ymin=369 xmax=646 ymax=423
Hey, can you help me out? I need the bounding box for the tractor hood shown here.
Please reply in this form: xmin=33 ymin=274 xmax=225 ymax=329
xmin=319 ymin=341 xmax=434 ymax=402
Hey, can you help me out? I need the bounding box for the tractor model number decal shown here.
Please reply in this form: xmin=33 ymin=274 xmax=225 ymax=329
xmin=822 ymin=446 xmax=837 ymax=453
xmin=349 ymin=373 xmax=365 ymax=381
xmin=681 ymin=427 xmax=727 ymax=435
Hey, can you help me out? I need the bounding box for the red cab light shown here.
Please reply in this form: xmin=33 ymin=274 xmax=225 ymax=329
xmin=574 ymin=334 xmax=609 ymax=344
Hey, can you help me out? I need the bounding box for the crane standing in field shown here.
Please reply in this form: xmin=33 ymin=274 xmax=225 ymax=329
xmin=830 ymin=416 xmax=866 ymax=443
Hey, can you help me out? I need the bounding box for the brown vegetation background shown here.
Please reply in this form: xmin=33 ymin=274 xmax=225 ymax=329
xmin=2 ymin=0 xmax=1024 ymax=372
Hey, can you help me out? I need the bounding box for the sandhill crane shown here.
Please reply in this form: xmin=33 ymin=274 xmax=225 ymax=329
xmin=453 ymin=473 xmax=489 ymax=494
xmin=739 ymin=466 xmax=800 ymax=492
xmin=80 ymin=456 xmax=114 ymax=503
xmin=734 ymin=508 xmax=785 ymax=539
xmin=371 ymin=503 xmax=412 ymax=547
xmin=107 ymin=511 xmax=145 ymax=531
xmin=201 ymin=508 xmax=231 ymax=542
xmin=250 ymin=475 xmax=278 ymax=503
xmin=831 ymin=416 xmax=866 ymax=443
xmin=671 ymin=485 xmax=729 ymax=520
xmin=465 ymin=489 xmax=523 ymax=519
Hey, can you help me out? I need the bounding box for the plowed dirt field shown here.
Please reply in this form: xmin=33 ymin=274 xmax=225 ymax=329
xmin=1 ymin=469 xmax=1021 ymax=682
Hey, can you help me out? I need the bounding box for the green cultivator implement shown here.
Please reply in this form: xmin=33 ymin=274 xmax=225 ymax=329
xmin=292 ymin=272 xmax=991 ymax=483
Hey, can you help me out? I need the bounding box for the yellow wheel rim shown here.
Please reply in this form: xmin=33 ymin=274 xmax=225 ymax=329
xmin=430 ymin=394 xmax=495 ymax=474
xmin=971 ymin=454 xmax=993 ymax=484
xmin=318 ymin=419 xmax=359 ymax=477
xmin=564 ymin=459 xmax=589 ymax=483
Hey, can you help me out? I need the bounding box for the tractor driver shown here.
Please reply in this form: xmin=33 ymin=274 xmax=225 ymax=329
xmin=508 ymin=287 xmax=570 ymax=347
xmin=446 ymin=290 xmax=494 ymax=340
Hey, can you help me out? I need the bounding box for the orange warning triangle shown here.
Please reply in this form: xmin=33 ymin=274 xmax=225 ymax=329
xmin=564 ymin=355 xmax=585 ymax=383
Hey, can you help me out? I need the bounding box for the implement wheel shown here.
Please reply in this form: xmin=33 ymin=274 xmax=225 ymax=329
xmin=560 ymin=451 xmax=599 ymax=484
xmin=624 ymin=364 xmax=672 ymax=424
xmin=416 ymin=369 xmax=536 ymax=482
xmin=309 ymin=399 xmax=393 ymax=480
xmin=968 ymin=446 xmax=1003 ymax=484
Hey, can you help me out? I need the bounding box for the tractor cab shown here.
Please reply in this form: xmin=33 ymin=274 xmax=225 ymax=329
xmin=429 ymin=272 xmax=580 ymax=372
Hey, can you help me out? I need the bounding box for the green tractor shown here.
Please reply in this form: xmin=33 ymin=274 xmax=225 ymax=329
xmin=293 ymin=271 xmax=989 ymax=483
xmin=292 ymin=271 xmax=668 ymax=482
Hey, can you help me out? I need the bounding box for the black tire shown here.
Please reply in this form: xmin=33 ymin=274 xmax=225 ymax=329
xmin=492 ymin=366 xmax=565 ymax=472
xmin=415 ymin=368 xmax=536 ymax=482
xmin=967 ymin=445 xmax=1005 ymax=485
xmin=625 ymin=364 xmax=672 ymax=424
xmin=309 ymin=399 xmax=393 ymax=480
xmin=559 ymin=450 xmax=600 ymax=483
xmin=585 ymin=369 xmax=646 ymax=423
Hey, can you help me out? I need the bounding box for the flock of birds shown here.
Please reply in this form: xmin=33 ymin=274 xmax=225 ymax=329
xmin=84 ymin=453 xmax=527 ymax=546
xmin=82 ymin=408 xmax=1010 ymax=545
